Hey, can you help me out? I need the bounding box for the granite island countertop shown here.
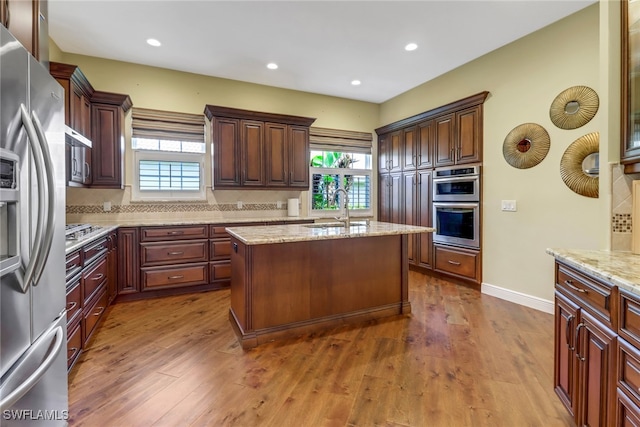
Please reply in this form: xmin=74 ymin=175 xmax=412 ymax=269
xmin=226 ymin=221 xmax=434 ymax=245
xmin=547 ymin=248 xmax=640 ymax=296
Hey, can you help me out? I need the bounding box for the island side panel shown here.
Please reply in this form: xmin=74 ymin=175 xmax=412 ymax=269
xmin=250 ymin=234 xmax=404 ymax=331
xmin=229 ymin=237 xmax=249 ymax=333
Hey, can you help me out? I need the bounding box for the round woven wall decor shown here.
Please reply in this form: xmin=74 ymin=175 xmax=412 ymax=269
xmin=560 ymin=132 xmax=599 ymax=198
xmin=549 ymin=85 xmax=599 ymax=130
xmin=502 ymin=123 xmax=550 ymax=169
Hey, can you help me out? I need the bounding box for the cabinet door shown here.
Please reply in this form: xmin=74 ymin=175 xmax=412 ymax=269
xmin=288 ymin=125 xmax=309 ymax=187
xmin=265 ymin=122 xmax=287 ymax=187
xmin=389 ymin=172 xmax=402 ymax=224
xmin=213 ymin=117 xmax=241 ymax=187
xmin=241 ymin=120 xmax=265 ymax=186
xmin=378 ymin=174 xmax=391 ymax=222
xmin=434 ymin=113 xmax=455 ymax=167
xmin=91 ymin=103 xmax=122 ymax=188
xmin=106 ymin=232 xmax=118 ymax=305
xmin=117 ymin=227 xmax=139 ymax=296
xmin=555 ymin=291 xmax=580 ymax=418
xmin=378 ymin=134 xmax=389 ymax=173
xmin=456 ymin=105 xmax=482 ymax=165
xmin=417 ymin=120 xmax=433 ymax=169
xmin=388 ymin=130 xmax=402 ymax=172
xmin=2 ymin=0 xmax=38 ymax=58
xmin=416 ymin=170 xmax=432 ymax=269
xmin=577 ymin=309 xmax=617 ymax=427
xmin=402 ymin=126 xmax=417 ymax=170
xmin=402 ymin=171 xmax=416 ymax=264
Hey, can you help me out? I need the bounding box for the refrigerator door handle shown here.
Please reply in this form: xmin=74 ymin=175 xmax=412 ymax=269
xmin=0 ymin=325 xmax=64 ymax=411
xmin=30 ymin=111 xmax=56 ymax=286
xmin=18 ymin=104 xmax=46 ymax=292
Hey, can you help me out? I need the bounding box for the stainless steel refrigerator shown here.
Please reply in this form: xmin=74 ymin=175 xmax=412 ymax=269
xmin=0 ymin=24 xmax=68 ymax=426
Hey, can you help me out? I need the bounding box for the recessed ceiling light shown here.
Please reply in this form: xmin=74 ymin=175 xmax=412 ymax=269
xmin=351 ymin=80 xmax=361 ymax=86
xmin=146 ymin=38 xmax=161 ymax=47
xmin=267 ymin=62 xmax=278 ymax=70
xmin=405 ymin=43 xmax=418 ymax=51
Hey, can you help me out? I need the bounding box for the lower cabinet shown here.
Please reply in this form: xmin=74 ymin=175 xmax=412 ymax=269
xmin=433 ymin=244 xmax=481 ymax=283
xmin=115 ymin=220 xmax=313 ymax=302
xmin=553 ymin=260 xmax=619 ymax=426
xmin=65 ymin=237 xmax=110 ymax=371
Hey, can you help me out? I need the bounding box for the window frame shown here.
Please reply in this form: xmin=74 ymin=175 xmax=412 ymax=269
xmin=131 ymin=148 xmax=206 ymax=202
xmin=309 ymin=151 xmax=373 ymax=218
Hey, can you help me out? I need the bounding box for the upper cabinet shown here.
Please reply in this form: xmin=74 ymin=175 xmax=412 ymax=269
xmin=376 ymin=91 xmax=488 ymax=170
xmin=1 ymin=0 xmax=49 ymax=63
xmin=50 ymin=62 xmax=95 ymax=138
xmin=622 ymin=0 xmax=640 ymax=173
xmin=90 ymin=91 xmax=132 ymax=189
xmin=204 ymin=105 xmax=316 ymax=190
xmin=50 ymin=62 xmax=132 ymax=188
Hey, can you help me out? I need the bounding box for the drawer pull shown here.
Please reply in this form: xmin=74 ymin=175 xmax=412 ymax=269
xmin=66 ymin=264 xmax=77 ymax=272
xmin=564 ymin=280 xmax=587 ymax=293
xmin=68 ymin=347 xmax=78 ymax=355
xmin=93 ymin=307 xmax=105 ymax=317
xmin=94 ymin=245 xmax=106 ymax=251
xmin=168 ymin=231 xmax=184 ymax=235
xmin=92 ymin=273 xmax=105 ymax=281
xmin=447 ymin=260 xmax=461 ymax=266
xmin=168 ymin=275 xmax=184 ymax=280
xmin=168 ymin=251 xmax=184 ymax=256
xmin=66 ymin=302 xmax=77 ymax=312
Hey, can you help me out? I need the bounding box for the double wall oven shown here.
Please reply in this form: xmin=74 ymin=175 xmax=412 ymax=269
xmin=432 ymin=165 xmax=480 ymax=249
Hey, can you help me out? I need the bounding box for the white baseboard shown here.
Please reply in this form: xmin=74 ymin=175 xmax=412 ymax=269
xmin=481 ymin=282 xmax=554 ymax=314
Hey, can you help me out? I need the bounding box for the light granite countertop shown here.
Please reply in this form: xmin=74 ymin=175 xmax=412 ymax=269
xmin=65 ymin=225 xmax=119 ymax=254
xmin=546 ymin=248 xmax=640 ymax=295
xmin=226 ymin=221 xmax=434 ymax=245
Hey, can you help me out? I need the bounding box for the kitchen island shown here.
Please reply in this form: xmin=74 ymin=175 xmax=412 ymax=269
xmin=226 ymin=221 xmax=433 ymax=349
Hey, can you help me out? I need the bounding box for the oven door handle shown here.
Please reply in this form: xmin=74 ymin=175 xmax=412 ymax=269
xmin=433 ymin=175 xmax=479 ymax=183
xmin=433 ymin=202 xmax=479 ymax=209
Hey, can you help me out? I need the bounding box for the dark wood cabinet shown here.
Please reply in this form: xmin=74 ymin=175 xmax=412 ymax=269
xmin=205 ymin=105 xmax=315 ymax=190
xmin=379 ymin=130 xmax=402 ymax=173
xmin=50 ymin=62 xmax=94 ymax=138
xmin=106 ymin=231 xmax=118 ymax=304
xmin=553 ymin=261 xmax=618 ymax=427
xmin=378 ymin=172 xmax=402 ymax=224
xmin=1 ymin=0 xmax=48 ymax=62
xmin=416 ymin=170 xmax=432 ymax=269
xmin=117 ymin=227 xmax=139 ymax=296
xmin=434 ymin=113 xmax=456 ymax=167
xmin=433 ymin=106 xmax=481 ymax=167
xmin=90 ymin=91 xmax=132 ymax=189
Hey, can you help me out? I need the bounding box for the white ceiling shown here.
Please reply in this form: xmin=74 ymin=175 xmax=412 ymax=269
xmin=48 ymin=0 xmax=597 ymax=104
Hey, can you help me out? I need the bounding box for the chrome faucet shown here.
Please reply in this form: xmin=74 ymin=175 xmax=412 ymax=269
xmin=334 ymin=188 xmax=350 ymax=228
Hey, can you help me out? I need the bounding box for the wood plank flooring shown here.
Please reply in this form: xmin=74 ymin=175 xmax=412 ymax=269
xmin=67 ymin=271 xmax=573 ymax=426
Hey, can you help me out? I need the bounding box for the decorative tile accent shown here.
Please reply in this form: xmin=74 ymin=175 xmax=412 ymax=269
xmin=66 ymin=203 xmax=286 ymax=215
xmin=613 ymin=213 xmax=633 ymax=233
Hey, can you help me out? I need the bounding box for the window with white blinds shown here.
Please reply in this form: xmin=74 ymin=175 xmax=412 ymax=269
xmin=308 ymin=127 xmax=373 ymax=217
xmin=131 ymin=108 xmax=206 ymax=201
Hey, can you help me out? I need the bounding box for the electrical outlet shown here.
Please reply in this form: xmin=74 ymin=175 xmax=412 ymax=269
xmin=276 ymin=200 xmax=282 ymax=209
xmin=103 ymin=201 xmax=112 ymax=212
xmin=501 ymin=200 xmax=517 ymax=212
xmin=237 ymin=201 xmax=243 ymax=209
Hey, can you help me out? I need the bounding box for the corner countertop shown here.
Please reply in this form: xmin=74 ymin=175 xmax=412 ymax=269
xmin=546 ymin=248 xmax=640 ymax=295
xmin=65 ymin=225 xmax=119 ymax=254
xmin=226 ymin=221 xmax=434 ymax=245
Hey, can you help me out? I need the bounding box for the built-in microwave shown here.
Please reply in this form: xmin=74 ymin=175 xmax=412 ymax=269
xmin=432 ymin=165 xmax=480 ymax=202
xmin=432 ymin=202 xmax=480 ymax=249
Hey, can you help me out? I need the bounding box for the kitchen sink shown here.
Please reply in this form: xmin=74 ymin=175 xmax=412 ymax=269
xmin=303 ymin=221 xmax=368 ymax=229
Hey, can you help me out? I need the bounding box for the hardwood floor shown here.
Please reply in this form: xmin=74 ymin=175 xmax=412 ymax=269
xmin=67 ymin=271 xmax=573 ymax=427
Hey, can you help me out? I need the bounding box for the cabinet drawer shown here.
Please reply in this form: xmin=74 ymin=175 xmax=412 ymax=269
xmin=140 ymin=240 xmax=208 ymax=267
xmin=209 ymin=239 xmax=231 ymax=260
xmin=618 ymin=387 xmax=640 ymax=426
xmin=66 ymin=280 xmax=82 ymax=326
xmin=619 ymin=338 xmax=640 ymax=405
xmin=67 ymin=322 xmax=82 ymax=369
xmin=210 ymin=261 xmax=231 ymax=282
xmin=82 ymin=289 xmax=107 ymax=346
xmin=82 ymin=256 xmax=107 ymax=304
xmin=140 ymin=225 xmax=208 ymax=242
xmin=434 ymin=245 xmax=479 ymax=281
xmin=621 ymin=290 xmax=640 ymax=350
xmin=141 ymin=263 xmax=208 ymax=290
xmin=210 ymin=225 xmax=229 ymax=239
xmin=83 ymin=237 xmax=108 ymax=265
xmin=556 ymin=263 xmax=613 ymax=324
xmin=65 ymin=250 xmax=82 ymax=282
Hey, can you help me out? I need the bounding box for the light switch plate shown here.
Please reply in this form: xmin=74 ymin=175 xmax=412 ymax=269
xmin=501 ymin=200 xmax=517 ymax=212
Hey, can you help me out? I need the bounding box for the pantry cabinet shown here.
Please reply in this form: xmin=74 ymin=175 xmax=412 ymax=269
xmin=375 ymin=92 xmax=488 ymax=283
xmin=205 ymin=105 xmax=316 ymax=190
xmin=1 ymin=0 xmax=48 ymax=62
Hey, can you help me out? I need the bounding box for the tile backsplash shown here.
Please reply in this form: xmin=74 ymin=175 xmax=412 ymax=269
xmin=66 ymin=186 xmax=308 ymax=225
xmin=611 ymin=163 xmax=640 ymax=251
